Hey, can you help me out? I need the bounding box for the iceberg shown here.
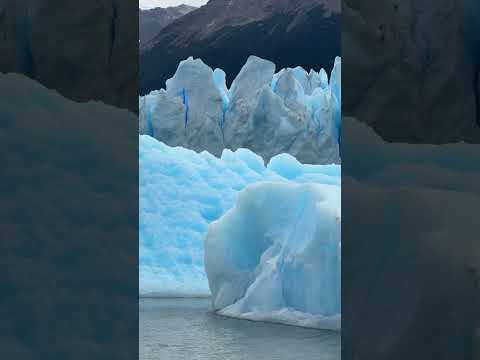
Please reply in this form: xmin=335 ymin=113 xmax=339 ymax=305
xmin=205 ymin=182 xmax=341 ymax=330
xmin=140 ymin=56 xmax=341 ymax=164
xmin=139 ymin=135 xmax=340 ymax=300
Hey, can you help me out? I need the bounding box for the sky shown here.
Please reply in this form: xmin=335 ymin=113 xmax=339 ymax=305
xmin=139 ymin=0 xmax=209 ymax=9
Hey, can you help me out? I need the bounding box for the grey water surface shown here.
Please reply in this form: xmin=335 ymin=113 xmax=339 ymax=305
xmin=140 ymin=298 xmax=340 ymax=360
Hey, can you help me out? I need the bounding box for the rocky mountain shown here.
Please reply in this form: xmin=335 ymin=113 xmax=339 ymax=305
xmin=140 ymin=4 xmax=196 ymax=48
xmin=0 ymin=0 xmax=138 ymax=112
xmin=140 ymin=0 xmax=340 ymax=95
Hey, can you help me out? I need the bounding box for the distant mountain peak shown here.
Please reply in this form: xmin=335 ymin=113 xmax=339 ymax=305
xmin=140 ymin=4 xmax=196 ymax=13
xmin=140 ymin=4 xmax=197 ymax=47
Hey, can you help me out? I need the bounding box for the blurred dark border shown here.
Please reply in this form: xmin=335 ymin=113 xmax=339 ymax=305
xmin=342 ymin=1 xmax=480 ymax=359
xmin=3 ymin=0 xmax=480 ymax=359
xmin=0 ymin=1 xmax=138 ymax=359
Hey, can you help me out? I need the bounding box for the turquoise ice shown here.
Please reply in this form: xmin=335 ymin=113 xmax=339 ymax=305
xmin=139 ymin=135 xmax=340 ymax=304
xmin=206 ymin=182 xmax=340 ymax=330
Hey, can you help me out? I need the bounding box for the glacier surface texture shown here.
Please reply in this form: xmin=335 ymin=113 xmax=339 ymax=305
xmin=139 ymin=56 xmax=341 ymax=164
xmin=205 ymin=182 xmax=341 ymax=330
xmin=139 ymin=135 xmax=340 ymax=312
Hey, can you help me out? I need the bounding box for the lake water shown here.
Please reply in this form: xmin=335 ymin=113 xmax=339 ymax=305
xmin=140 ymin=298 xmax=340 ymax=360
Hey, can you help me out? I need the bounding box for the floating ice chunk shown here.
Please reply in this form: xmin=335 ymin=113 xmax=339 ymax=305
xmin=139 ymin=136 xmax=340 ymax=298
xmin=205 ymin=182 xmax=341 ymax=330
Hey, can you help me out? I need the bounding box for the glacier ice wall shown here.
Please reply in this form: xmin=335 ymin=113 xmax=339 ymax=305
xmin=205 ymin=182 xmax=341 ymax=330
xmin=139 ymin=135 xmax=340 ymax=297
xmin=139 ymin=56 xmax=341 ymax=164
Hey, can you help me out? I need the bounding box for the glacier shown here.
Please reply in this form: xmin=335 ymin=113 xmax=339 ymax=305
xmin=205 ymin=182 xmax=341 ymax=330
xmin=139 ymin=135 xmax=340 ymax=309
xmin=139 ymin=55 xmax=341 ymax=164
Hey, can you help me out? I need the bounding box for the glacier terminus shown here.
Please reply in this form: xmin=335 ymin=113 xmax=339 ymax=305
xmin=140 ymin=56 xmax=341 ymax=165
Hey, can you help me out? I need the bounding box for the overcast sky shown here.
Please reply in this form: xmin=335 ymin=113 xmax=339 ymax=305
xmin=139 ymin=0 xmax=209 ymax=9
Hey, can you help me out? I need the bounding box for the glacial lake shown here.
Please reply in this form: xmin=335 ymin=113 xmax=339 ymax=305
xmin=140 ymin=298 xmax=340 ymax=360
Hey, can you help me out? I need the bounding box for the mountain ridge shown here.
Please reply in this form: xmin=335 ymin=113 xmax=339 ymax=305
xmin=140 ymin=4 xmax=196 ymax=47
xmin=140 ymin=0 xmax=340 ymax=95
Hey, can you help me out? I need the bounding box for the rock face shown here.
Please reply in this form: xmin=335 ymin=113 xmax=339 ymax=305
xmin=140 ymin=56 xmax=341 ymax=164
xmin=0 ymin=0 xmax=137 ymax=112
xmin=205 ymin=181 xmax=341 ymax=330
xmin=139 ymin=5 xmax=196 ymax=48
xmin=140 ymin=0 xmax=340 ymax=95
xmin=343 ymin=0 xmax=480 ymax=143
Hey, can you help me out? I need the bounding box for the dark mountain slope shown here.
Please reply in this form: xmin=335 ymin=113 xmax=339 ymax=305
xmin=140 ymin=5 xmax=196 ymax=48
xmin=140 ymin=0 xmax=340 ymax=95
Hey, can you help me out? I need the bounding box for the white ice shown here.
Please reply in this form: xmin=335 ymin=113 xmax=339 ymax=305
xmin=205 ymin=182 xmax=341 ymax=330
xmin=140 ymin=56 xmax=341 ymax=164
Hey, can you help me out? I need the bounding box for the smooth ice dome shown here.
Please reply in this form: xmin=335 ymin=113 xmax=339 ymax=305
xmin=205 ymin=182 xmax=341 ymax=330
xmin=139 ymin=135 xmax=340 ymax=298
xmin=140 ymin=56 xmax=341 ymax=164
